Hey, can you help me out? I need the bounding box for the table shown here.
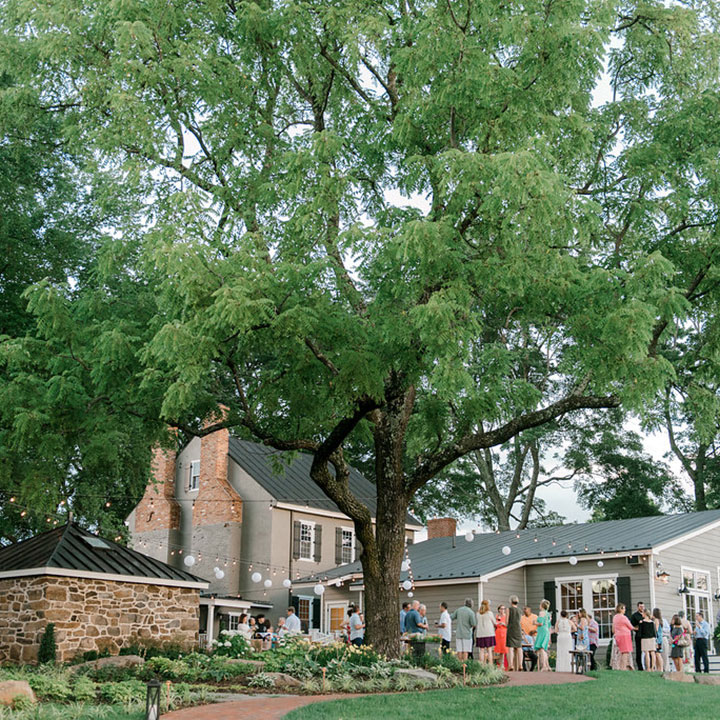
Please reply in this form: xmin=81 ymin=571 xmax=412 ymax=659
xmin=569 ymin=649 xmax=591 ymax=674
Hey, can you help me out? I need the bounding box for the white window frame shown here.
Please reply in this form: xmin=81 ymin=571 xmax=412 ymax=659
xmin=555 ymin=573 xmax=619 ymax=645
xmin=227 ymin=613 xmax=241 ymax=632
xmin=298 ymin=520 xmax=316 ymax=561
xmin=681 ymin=566 xmax=713 ymax=628
xmin=296 ymin=595 xmax=314 ymax=630
xmin=189 ymin=460 xmax=200 ymax=491
xmin=325 ymin=601 xmax=349 ymax=635
xmin=340 ymin=526 xmax=355 ymax=564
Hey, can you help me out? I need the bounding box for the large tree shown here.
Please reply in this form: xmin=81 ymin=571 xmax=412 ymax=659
xmin=4 ymin=1 xmax=720 ymax=655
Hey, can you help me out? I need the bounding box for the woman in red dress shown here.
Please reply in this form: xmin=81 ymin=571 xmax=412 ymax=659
xmin=612 ymin=602 xmax=635 ymax=670
xmin=495 ymin=604 xmax=508 ymax=669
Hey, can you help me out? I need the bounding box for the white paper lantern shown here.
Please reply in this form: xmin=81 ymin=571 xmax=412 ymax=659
xmin=183 ymin=555 xmax=196 ymax=567
xmin=402 ymin=579 xmax=412 ymax=591
xmin=597 ymin=560 xmax=604 ymax=568
xmin=407 ymin=591 xmax=414 ymax=598
xmin=251 ymin=571 xmax=262 ymax=583
xmin=282 ymin=578 xmax=293 ymax=589
xmin=401 ymin=560 xmax=410 ymax=572
xmin=501 ymin=545 xmax=512 ymax=556
xmin=314 ymin=583 xmax=325 ymax=596
xmin=569 ymin=556 xmax=578 ymax=565
xmin=465 ymin=531 xmax=474 ymax=542
xmin=214 ymin=568 xmax=225 ymax=580
xmin=263 ymin=579 xmax=272 ymax=589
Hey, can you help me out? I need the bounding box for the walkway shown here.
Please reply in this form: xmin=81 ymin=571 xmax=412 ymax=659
xmin=164 ymin=672 xmax=593 ymax=719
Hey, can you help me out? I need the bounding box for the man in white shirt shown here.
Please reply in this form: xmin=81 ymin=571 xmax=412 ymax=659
xmin=284 ymin=606 xmax=302 ymax=633
xmin=437 ymin=601 xmax=452 ymax=654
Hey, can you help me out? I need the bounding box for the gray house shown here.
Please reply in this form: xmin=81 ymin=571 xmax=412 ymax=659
xmin=127 ymin=428 xmax=420 ymax=642
xmin=296 ymin=511 xmax=720 ymax=641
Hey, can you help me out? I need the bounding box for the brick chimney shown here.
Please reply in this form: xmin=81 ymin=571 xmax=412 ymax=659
xmin=427 ymin=517 xmax=457 ymax=539
xmin=134 ymin=446 xmax=181 ymax=533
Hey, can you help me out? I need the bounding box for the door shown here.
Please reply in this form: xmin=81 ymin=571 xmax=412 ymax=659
xmin=326 ymin=602 xmax=348 ymax=635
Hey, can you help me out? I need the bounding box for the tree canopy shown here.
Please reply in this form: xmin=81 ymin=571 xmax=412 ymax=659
xmin=3 ymin=0 xmax=720 ymax=654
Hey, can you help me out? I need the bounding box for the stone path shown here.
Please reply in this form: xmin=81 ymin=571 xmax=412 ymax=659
xmin=164 ymin=672 xmax=593 ymax=719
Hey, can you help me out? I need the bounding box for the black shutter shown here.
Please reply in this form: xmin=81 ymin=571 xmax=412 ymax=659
xmin=291 ymin=595 xmax=300 ymax=613
xmin=312 ymin=598 xmax=321 ymax=629
xmin=544 ymin=581 xmax=557 ymax=625
xmin=292 ymin=521 xmax=301 ymax=560
xmin=335 ymin=527 xmax=343 ymax=565
xmin=617 ymin=576 xmax=631 ymax=617
xmin=314 ymin=525 xmax=322 ymax=562
xmin=406 ymin=537 xmax=413 ymax=546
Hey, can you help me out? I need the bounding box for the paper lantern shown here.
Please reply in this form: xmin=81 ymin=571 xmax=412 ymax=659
xmin=251 ymin=571 xmax=262 ymax=583
xmin=314 ymin=583 xmax=325 ymax=595
xmin=501 ymin=545 xmax=511 ymax=556
xmin=569 ymin=556 xmax=578 ymax=565
xmin=401 ymin=560 xmax=410 ymax=572
xmin=402 ymin=579 xmax=412 ymax=591
xmin=282 ymin=578 xmax=293 ymax=588
xmin=465 ymin=531 xmax=474 ymax=542
xmin=264 ymin=579 xmax=272 ymax=588
xmin=407 ymin=591 xmax=414 ymax=598
xmin=597 ymin=560 xmax=604 ymax=568
xmin=183 ymin=555 xmax=196 ymax=567
xmin=214 ymin=568 xmax=225 ymax=580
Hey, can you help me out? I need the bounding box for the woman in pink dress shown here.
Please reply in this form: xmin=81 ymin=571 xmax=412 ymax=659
xmin=612 ymin=603 xmax=634 ymax=670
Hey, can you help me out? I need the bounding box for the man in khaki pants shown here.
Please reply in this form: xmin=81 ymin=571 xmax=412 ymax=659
xmin=506 ymin=595 xmax=523 ymax=671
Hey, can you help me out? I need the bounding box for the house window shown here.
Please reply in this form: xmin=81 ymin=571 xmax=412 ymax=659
xmin=297 ymin=598 xmax=311 ymax=630
xmin=341 ymin=528 xmax=354 ymax=564
xmin=682 ymin=567 xmax=712 ymax=628
xmin=299 ymin=522 xmax=315 ymax=561
xmin=189 ymin=460 xmax=200 ymax=491
xmin=556 ymin=575 xmax=617 ymax=641
xmin=228 ymin=614 xmax=241 ymax=632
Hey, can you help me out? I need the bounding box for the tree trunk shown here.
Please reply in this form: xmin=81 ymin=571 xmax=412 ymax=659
xmin=360 ymin=384 xmax=413 ymax=657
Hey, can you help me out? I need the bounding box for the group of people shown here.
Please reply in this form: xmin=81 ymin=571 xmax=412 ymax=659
xmin=230 ymin=607 xmax=303 ymax=648
xmin=400 ymin=596 xmax=574 ymax=671
xmin=612 ymin=601 xmax=712 ymax=673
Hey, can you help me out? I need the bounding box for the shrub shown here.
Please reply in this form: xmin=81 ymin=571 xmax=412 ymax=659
xmin=38 ymin=624 xmax=57 ymax=665
xmin=11 ymin=695 xmax=33 ymax=711
xmin=71 ymin=675 xmax=98 ymax=702
xmin=212 ymin=631 xmax=253 ymax=659
xmin=248 ymin=672 xmax=276 ymax=689
xmin=98 ymin=679 xmax=146 ymax=705
xmin=27 ymin=674 xmax=73 ymax=703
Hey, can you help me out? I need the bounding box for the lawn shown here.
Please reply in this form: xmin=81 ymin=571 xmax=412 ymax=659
xmin=0 ymin=704 xmax=142 ymax=720
xmin=286 ymin=671 xmax=718 ymax=720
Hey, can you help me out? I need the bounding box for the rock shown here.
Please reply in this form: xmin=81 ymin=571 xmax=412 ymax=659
xmin=662 ymin=671 xmax=695 ymax=683
xmin=695 ymin=675 xmax=720 ymax=686
xmin=70 ymin=654 xmax=145 ymax=673
xmin=266 ymin=672 xmax=303 ymax=688
xmin=0 ymin=680 xmax=36 ymax=706
xmin=395 ymin=668 xmax=438 ymax=682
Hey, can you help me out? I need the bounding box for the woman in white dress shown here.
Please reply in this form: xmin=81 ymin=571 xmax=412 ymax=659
xmin=554 ymin=610 xmax=576 ymax=672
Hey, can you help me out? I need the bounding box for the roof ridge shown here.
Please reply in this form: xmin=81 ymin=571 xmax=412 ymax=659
xmin=46 ymin=521 xmax=78 ymax=566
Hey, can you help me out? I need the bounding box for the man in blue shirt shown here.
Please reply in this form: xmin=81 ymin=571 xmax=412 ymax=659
xmin=400 ymin=601 xmax=410 ymax=634
xmin=404 ymin=600 xmax=425 ymax=635
xmin=694 ymin=612 xmax=711 ymax=673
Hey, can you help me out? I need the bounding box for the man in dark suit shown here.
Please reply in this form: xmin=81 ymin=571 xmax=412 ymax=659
xmin=630 ymin=602 xmax=645 ymax=670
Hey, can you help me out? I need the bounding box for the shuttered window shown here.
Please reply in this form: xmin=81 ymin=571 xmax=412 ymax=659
xmin=335 ymin=527 xmax=354 ymax=564
xmin=189 ymin=460 xmax=200 ymax=491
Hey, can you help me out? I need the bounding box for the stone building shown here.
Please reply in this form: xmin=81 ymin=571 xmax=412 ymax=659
xmin=0 ymin=522 xmax=208 ymax=663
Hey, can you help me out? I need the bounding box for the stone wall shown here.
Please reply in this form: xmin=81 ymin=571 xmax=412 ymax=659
xmin=0 ymin=575 xmax=200 ymax=664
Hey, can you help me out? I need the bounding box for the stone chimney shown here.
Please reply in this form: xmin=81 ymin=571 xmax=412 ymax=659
xmin=427 ymin=517 xmax=457 ymax=539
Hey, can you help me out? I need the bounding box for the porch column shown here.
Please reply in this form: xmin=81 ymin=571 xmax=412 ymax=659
xmin=206 ymin=603 xmax=215 ymax=650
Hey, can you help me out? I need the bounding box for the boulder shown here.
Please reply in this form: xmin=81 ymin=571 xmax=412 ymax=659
xmin=70 ymin=654 xmax=145 ymax=673
xmin=266 ymin=672 xmax=303 ymax=688
xmin=0 ymin=680 xmax=36 ymax=706
xmin=395 ymin=668 xmax=438 ymax=682
xmin=662 ymin=671 xmax=695 ymax=683
xmin=695 ymin=675 xmax=720 ymax=686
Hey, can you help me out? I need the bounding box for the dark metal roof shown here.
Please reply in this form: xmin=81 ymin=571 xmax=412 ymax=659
xmin=301 ymin=509 xmax=720 ymax=584
xmin=0 ymin=523 xmax=209 ymax=585
xmin=228 ymin=438 xmax=420 ymax=526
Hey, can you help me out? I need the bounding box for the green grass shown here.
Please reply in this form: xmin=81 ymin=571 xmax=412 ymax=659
xmin=0 ymin=704 xmax=143 ymax=720
xmin=286 ymin=671 xmax=718 ymax=720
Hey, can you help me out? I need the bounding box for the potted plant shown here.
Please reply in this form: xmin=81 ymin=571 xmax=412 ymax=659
xmin=405 ymin=632 xmax=428 ymax=658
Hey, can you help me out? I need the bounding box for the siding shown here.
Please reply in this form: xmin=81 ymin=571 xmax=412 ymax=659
xmin=652 ymin=523 xmax=720 ymax=626
xmin=484 ymin=567 xmax=526 ymax=608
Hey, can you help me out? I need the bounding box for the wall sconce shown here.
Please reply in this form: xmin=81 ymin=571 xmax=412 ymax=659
xmin=656 ymin=570 xmax=670 ymax=584
xmin=677 ymin=583 xmax=690 ymax=595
